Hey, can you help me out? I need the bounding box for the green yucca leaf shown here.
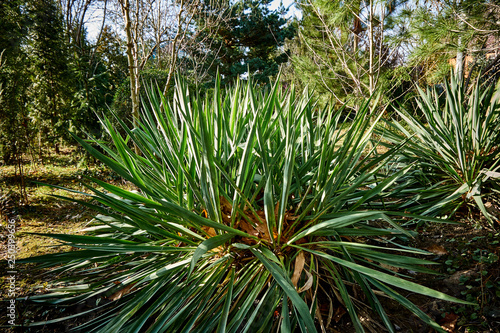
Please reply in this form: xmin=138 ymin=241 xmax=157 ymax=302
xmin=377 ymin=76 xmax=500 ymax=223
xmin=369 ymin=279 xmax=446 ymax=333
xmin=190 ymin=233 xmax=234 ymax=276
xmin=250 ymin=247 xmax=316 ymax=332
xmin=294 ymin=246 xmax=474 ymax=305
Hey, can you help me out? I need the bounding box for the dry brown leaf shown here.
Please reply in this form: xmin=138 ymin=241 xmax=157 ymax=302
xmin=291 ymin=252 xmax=305 ymax=288
xmin=285 ymin=212 xmax=299 ymax=221
xmin=298 ymin=270 xmax=313 ymax=293
xmin=380 ymin=263 xmax=400 ymax=272
xmin=315 ymin=305 xmax=327 ymax=333
xmin=340 ymin=235 xmax=352 ymax=242
xmin=239 ymin=221 xmax=260 ymax=237
xmin=425 ymin=244 xmax=448 ymax=256
xmin=326 ymin=296 xmax=334 ymax=328
xmin=108 ymin=282 xmax=136 ymax=301
xmin=485 ymin=201 xmax=500 ymax=218
xmin=238 ymin=212 xmax=272 ymax=243
xmin=220 ymin=196 xmax=233 ymax=215
xmin=254 ymin=211 xmax=271 ymax=241
xmin=439 ymin=312 xmax=459 ymax=332
xmin=221 ymin=214 xmax=232 ymax=225
xmin=202 ymin=226 xmax=217 ymax=237
xmin=426 ymin=244 xmax=448 ymax=255
xmin=333 ymin=306 xmax=347 ymax=323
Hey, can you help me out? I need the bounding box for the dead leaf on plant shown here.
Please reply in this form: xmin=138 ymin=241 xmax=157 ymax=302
xmin=380 ymin=263 xmax=400 ymax=272
xmin=291 ymin=252 xmax=305 ymax=288
xmin=333 ymin=306 xmax=347 ymax=323
xmin=253 ymin=210 xmax=271 ymax=241
xmin=238 ymin=212 xmax=272 ymax=243
xmin=220 ymin=196 xmax=233 ymax=214
xmin=298 ymin=270 xmax=313 ymax=293
xmin=202 ymin=226 xmax=217 ymax=237
xmin=239 ymin=220 xmax=260 ymax=238
xmin=485 ymin=201 xmax=500 ymax=218
xmin=108 ymin=282 xmax=137 ymax=301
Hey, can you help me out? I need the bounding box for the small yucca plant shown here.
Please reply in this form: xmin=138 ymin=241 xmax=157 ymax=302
xmin=377 ymin=76 xmax=500 ymax=223
xmin=21 ymin=77 xmax=469 ymax=332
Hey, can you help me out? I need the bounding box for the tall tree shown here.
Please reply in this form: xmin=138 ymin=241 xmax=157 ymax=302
xmin=70 ymin=27 xmax=128 ymax=139
xmin=27 ymin=0 xmax=75 ymax=157
xmin=0 ymin=0 xmax=31 ymax=164
xmin=293 ymin=0 xmax=402 ymax=108
xmin=193 ymin=0 xmax=295 ymax=86
xmin=115 ymin=0 xmax=213 ymax=125
xmin=392 ymin=0 xmax=500 ymax=84
xmin=58 ymin=0 xmax=99 ymax=45
xmin=57 ymin=0 xmax=128 ymax=139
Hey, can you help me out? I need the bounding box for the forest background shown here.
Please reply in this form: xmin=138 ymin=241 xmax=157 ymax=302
xmin=2 ymin=0 xmax=500 ymax=165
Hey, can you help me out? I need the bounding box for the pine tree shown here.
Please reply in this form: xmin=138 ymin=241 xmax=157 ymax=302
xmin=195 ymin=0 xmax=295 ymax=86
xmin=292 ymin=0 xmax=402 ymax=108
xmin=393 ymin=0 xmax=500 ymax=84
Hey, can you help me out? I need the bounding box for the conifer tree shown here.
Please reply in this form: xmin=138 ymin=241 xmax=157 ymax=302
xmin=292 ymin=0 xmax=402 ymax=108
xmin=391 ymin=0 xmax=500 ymax=84
xmin=27 ymin=0 xmax=75 ymax=156
xmin=195 ymin=0 xmax=295 ymax=86
xmin=0 ymin=0 xmax=31 ymax=164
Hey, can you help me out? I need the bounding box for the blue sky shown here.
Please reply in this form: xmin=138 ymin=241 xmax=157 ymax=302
xmin=86 ymin=0 xmax=300 ymax=41
xmin=270 ymin=0 xmax=301 ymax=19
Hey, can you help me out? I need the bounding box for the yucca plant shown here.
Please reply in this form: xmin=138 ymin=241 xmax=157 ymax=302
xmin=377 ymin=76 xmax=500 ymax=223
xmin=21 ymin=77 xmax=470 ymax=332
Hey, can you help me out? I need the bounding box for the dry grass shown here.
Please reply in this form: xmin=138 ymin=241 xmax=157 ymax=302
xmin=0 ymin=147 xmax=133 ymax=298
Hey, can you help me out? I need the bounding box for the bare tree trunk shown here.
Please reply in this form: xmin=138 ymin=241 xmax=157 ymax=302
xmin=116 ymin=0 xmax=224 ymax=120
xmin=456 ymin=37 xmax=464 ymax=79
xmin=38 ymin=130 xmax=43 ymax=163
xmin=353 ymin=16 xmax=361 ymax=53
xmin=120 ymin=0 xmax=140 ymax=129
xmin=456 ymin=8 xmax=466 ymax=79
xmin=368 ymin=0 xmax=375 ymax=97
xmin=163 ymin=0 xmax=185 ymax=96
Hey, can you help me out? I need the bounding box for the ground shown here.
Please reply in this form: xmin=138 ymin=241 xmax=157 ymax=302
xmin=1 ymin=149 xmax=499 ymax=333
xmin=391 ymin=222 xmax=500 ymax=333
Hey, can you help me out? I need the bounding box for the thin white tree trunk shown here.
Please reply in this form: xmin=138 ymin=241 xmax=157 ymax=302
xmin=456 ymin=8 xmax=465 ymax=79
xmin=369 ymin=0 xmax=374 ymax=96
xmin=456 ymin=37 xmax=464 ymax=79
xmin=120 ymin=0 xmax=140 ymax=128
